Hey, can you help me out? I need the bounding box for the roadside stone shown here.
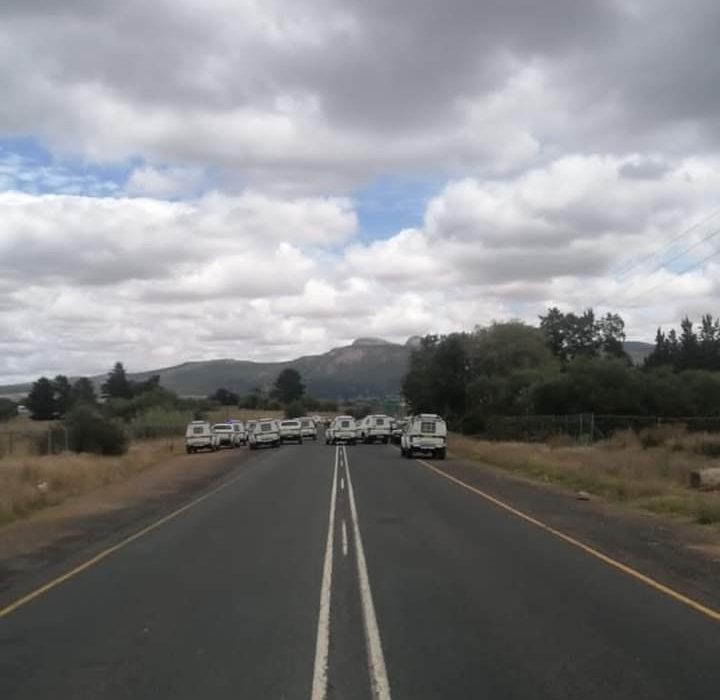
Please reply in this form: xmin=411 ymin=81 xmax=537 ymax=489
xmin=576 ymin=490 xmax=591 ymax=501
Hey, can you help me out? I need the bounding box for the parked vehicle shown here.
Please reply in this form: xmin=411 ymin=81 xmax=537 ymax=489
xmin=249 ymin=418 xmax=281 ymax=449
xmin=212 ymin=423 xmax=236 ymax=449
xmin=300 ymin=417 xmax=317 ymax=440
xmin=185 ymin=420 xmax=219 ymax=453
xmin=391 ymin=419 xmax=407 ymax=444
xmin=328 ymin=416 xmax=357 ymax=445
xmin=231 ymin=420 xmax=247 ymax=446
xmin=400 ymin=414 xmax=447 ymax=459
xmin=279 ymin=419 xmax=303 ymax=443
xmin=362 ymin=414 xmax=392 ymax=444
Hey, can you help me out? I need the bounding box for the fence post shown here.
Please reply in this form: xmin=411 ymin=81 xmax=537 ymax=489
xmin=590 ymin=413 xmax=595 ymax=443
xmin=47 ymin=427 xmax=52 ymax=455
xmin=8 ymin=431 xmax=13 ymax=456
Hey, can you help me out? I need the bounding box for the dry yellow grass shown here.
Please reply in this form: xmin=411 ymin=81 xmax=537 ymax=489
xmin=0 ymin=439 xmax=178 ymax=525
xmin=449 ymin=432 xmax=720 ymax=526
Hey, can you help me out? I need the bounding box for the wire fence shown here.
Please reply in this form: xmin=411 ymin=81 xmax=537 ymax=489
xmin=482 ymin=414 xmax=720 ymax=443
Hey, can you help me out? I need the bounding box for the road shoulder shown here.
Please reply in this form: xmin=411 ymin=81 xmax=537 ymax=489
xmin=425 ymin=448 xmax=720 ymax=614
xmin=0 ymin=448 xmax=249 ymax=605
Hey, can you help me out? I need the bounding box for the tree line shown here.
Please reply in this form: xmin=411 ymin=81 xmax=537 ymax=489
xmin=402 ymin=308 xmax=720 ymax=433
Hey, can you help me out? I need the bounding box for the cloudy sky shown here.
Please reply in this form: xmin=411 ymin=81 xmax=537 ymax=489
xmin=2 ymin=0 xmax=720 ymax=383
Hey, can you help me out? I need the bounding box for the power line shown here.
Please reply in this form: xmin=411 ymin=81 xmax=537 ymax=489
xmin=615 ymin=243 xmax=720 ymax=307
xmin=610 ymin=207 xmax=720 ymax=281
xmin=596 ymin=224 xmax=720 ymax=308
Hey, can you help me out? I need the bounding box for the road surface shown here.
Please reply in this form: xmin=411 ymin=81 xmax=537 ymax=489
xmin=1 ymin=440 xmax=719 ymax=699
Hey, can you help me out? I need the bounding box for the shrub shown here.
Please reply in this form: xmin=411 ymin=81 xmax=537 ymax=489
xmin=547 ymin=434 xmax=575 ymax=449
xmin=285 ymin=401 xmax=306 ymax=419
xmin=64 ymin=406 xmax=128 ymax=455
xmin=638 ymin=424 xmax=687 ymax=449
xmin=694 ymin=437 xmax=720 ymax=459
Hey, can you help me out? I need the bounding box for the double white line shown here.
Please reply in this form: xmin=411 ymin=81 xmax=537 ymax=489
xmin=310 ymin=445 xmax=392 ymax=700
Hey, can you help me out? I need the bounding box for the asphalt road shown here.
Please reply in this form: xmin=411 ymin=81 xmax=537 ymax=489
xmin=1 ymin=440 xmax=720 ymax=699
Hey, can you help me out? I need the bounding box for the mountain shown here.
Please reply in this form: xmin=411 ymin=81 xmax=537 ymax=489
xmin=0 ymin=338 xmax=658 ymax=400
xmin=623 ymin=340 xmax=654 ymax=364
xmin=124 ymin=339 xmax=411 ymax=398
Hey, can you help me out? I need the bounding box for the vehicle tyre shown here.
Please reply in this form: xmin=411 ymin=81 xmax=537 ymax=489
xmin=186 ymin=446 xmax=191 ymax=454
xmin=383 ymin=437 xmax=389 ymax=444
xmin=437 ymin=448 xmax=446 ymax=460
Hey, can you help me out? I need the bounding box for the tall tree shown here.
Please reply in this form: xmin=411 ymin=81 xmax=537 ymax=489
xmin=209 ymin=387 xmax=239 ymax=406
xmin=70 ymin=377 xmax=97 ymax=407
xmin=26 ymin=377 xmax=57 ymax=420
xmin=0 ymin=398 xmax=17 ymax=422
xmin=273 ymin=368 xmax=305 ymax=404
xmin=53 ymin=375 xmax=72 ymax=416
xmin=101 ymin=362 xmax=133 ymax=399
xmin=597 ymin=313 xmax=627 ymax=359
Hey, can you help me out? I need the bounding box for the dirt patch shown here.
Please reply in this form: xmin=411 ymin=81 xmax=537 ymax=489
xmin=0 ymin=447 xmax=249 ymax=604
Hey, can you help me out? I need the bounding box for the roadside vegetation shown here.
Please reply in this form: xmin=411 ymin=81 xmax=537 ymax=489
xmin=450 ymin=428 xmax=720 ymax=527
xmin=0 ymin=439 xmax=177 ymax=524
xmin=402 ymin=309 xmax=720 ymax=434
xmin=402 ymin=310 xmax=720 ymax=528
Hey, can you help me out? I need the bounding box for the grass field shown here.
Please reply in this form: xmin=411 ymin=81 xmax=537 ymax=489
xmin=450 ymin=429 xmax=720 ymax=527
xmin=0 ymin=438 xmax=180 ymax=525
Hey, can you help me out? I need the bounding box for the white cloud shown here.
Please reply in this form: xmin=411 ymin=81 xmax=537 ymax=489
xmin=126 ymin=165 xmax=204 ymax=198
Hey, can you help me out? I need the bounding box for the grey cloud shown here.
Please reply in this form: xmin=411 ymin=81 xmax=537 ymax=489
xmin=619 ymin=158 xmax=670 ymax=181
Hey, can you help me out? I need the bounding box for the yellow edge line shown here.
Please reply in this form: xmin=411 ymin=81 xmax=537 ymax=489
xmin=0 ymin=471 xmax=246 ymax=620
xmin=416 ymin=458 xmax=720 ymax=623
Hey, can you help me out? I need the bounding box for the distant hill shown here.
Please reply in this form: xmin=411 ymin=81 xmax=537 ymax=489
xmin=624 ymin=340 xmax=654 ymax=364
xmin=0 ymin=337 xmax=657 ymax=400
xmin=125 ymin=337 xmax=412 ymax=399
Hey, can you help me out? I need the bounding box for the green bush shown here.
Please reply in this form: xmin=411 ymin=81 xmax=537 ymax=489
xmin=64 ymin=406 xmax=128 ymax=455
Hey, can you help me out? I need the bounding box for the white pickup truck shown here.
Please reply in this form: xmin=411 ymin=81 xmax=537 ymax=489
xmin=328 ymin=416 xmax=357 ymax=445
xmin=400 ymin=414 xmax=447 ymax=459
xmin=249 ymin=418 xmax=282 ymax=449
xmin=212 ymin=423 xmax=236 ymax=449
xmin=279 ymin=419 xmax=303 ymax=444
xmin=361 ymin=414 xmax=392 ymax=444
xmin=185 ymin=421 xmax=219 ymax=453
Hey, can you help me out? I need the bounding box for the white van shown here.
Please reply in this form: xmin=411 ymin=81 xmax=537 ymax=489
xmin=362 ymin=414 xmax=392 ymax=444
xmin=249 ymin=418 xmax=281 ymax=449
xmin=212 ymin=423 xmax=236 ymax=449
xmin=231 ymin=420 xmax=247 ymax=446
xmin=279 ymin=419 xmax=303 ymax=443
xmin=300 ymin=417 xmax=318 ymax=440
xmin=328 ymin=416 xmax=357 ymax=445
xmin=185 ymin=421 xmax=219 ymax=453
xmin=400 ymin=414 xmax=447 ymax=459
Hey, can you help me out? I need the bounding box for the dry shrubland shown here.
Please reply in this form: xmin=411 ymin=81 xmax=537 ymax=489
xmin=450 ymin=428 xmax=720 ymax=526
xmin=0 ymin=439 xmax=177 ymax=524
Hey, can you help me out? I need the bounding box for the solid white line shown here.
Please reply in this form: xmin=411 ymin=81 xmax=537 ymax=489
xmin=343 ymin=445 xmax=392 ymax=700
xmin=342 ymin=519 xmax=348 ymax=557
xmin=310 ymin=446 xmax=340 ymax=700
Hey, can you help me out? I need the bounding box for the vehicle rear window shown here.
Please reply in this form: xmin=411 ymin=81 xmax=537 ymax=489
xmin=341 ymin=420 xmax=350 ymax=428
xmin=193 ymin=426 xmax=204 ymax=435
xmin=375 ymin=418 xmax=385 ymax=426
xmin=301 ymin=420 xmax=310 ymax=427
xmin=421 ymin=421 xmax=436 ymax=433
xmin=260 ymin=423 xmax=272 ymax=431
